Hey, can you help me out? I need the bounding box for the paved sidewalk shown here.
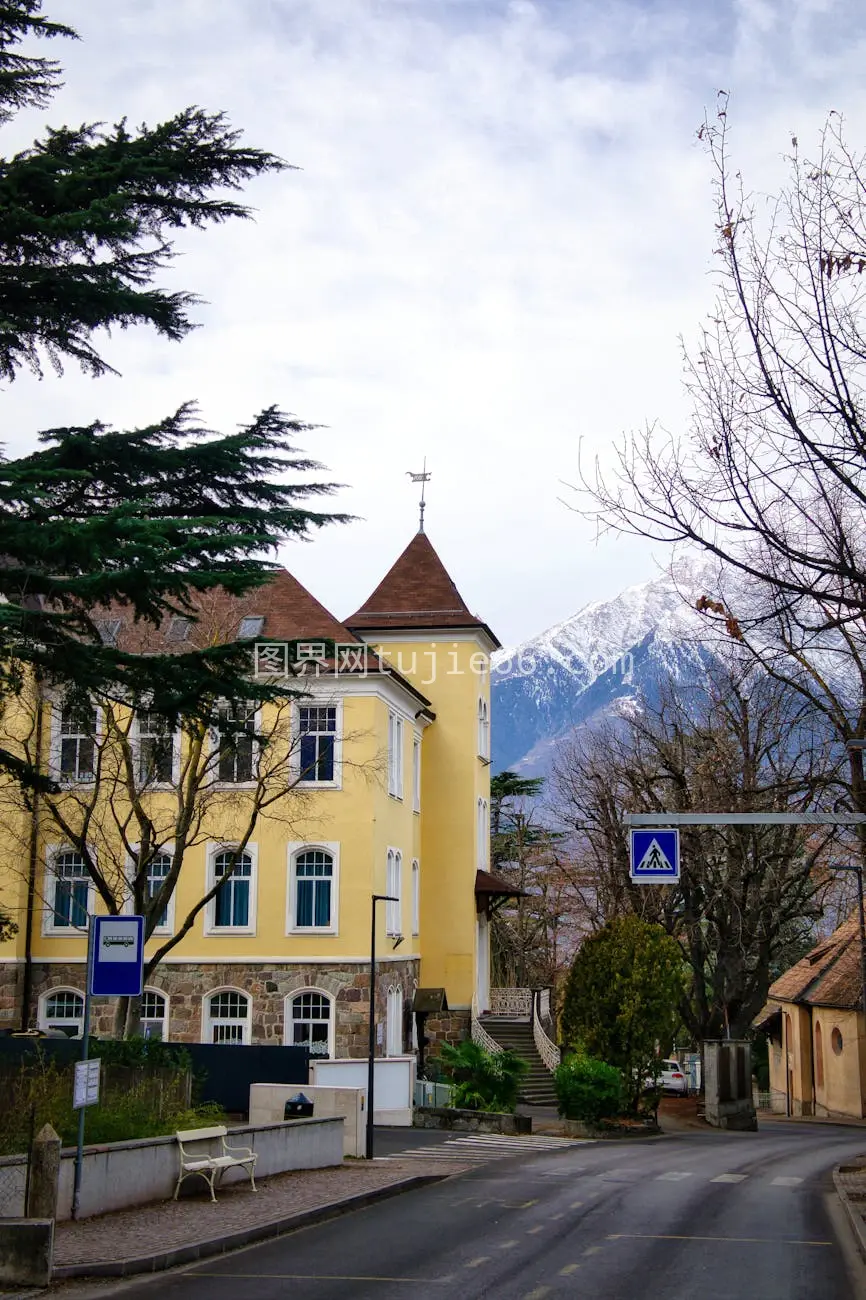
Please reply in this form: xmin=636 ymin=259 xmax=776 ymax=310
xmin=834 ymin=1152 xmax=866 ymax=1263
xmin=53 ymin=1157 xmax=469 ymax=1275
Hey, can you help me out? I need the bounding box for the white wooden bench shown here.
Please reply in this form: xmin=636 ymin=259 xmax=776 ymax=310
xmin=174 ymin=1125 xmax=258 ymax=1202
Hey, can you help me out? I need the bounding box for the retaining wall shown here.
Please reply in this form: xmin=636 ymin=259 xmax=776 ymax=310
xmin=0 ymin=1117 xmax=343 ymax=1221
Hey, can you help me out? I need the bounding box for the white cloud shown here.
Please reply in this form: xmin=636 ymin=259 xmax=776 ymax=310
xmin=4 ymin=0 xmax=866 ymax=641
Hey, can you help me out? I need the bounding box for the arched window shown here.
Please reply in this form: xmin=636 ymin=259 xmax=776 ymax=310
xmin=814 ymin=1020 xmax=824 ymax=1089
xmin=46 ymin=850 xmax=90 ymax=932
xmin=477 ymin=798 xmax=489 ymax=870
xmin=141 ymin=988 xmax=169 ymax=1041
xmin=832 ymin=1026 xmax=844 ymax=1055
xmin=203 ymin=989 xmax=251 ymax=1044
xmin=287 ymin=990 xmax=333 ymax=1058
xmin=290 ymin=847 xmax=336 ymax=931
xmin=411 ymin=859 xmax=420 ymax=937
xmin=39 ymin=988 xmax=84 ymax=1037
xmin=477 ymin=698 xmax=490 ymax=760
xmin=208 ymin=849 xmax=255 ymax=932
xmin=386 ymin=985 xmax=403 ymax=1057
xmin=386 ymin=850 xmax=402 ymax=936
xmin=146 ymin=853 xmax=173 ymax=932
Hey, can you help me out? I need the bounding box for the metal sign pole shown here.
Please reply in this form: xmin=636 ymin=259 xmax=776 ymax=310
xmin=366 ymin=894 xmax=398 ymax=1160
xmin=72 ymin=919 xmax=95 ymax=1221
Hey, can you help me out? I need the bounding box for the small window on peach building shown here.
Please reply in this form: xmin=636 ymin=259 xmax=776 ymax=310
xmin=814 ymin=1021 xmax=824 ymax=1089
xmin=832 ymin=1027 xmax=844 ymax=1056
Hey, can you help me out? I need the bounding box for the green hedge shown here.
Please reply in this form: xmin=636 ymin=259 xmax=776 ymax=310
xmin=553 ymin=1052 xmax=622 ymax=1124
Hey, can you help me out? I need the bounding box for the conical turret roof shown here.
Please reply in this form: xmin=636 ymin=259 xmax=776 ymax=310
xmin=346 ymin=531 xmax=499 ymax=646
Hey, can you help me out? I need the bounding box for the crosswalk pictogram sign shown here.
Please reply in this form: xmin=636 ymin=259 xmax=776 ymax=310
xmin=629 ymin=829 xmax=680 ymax=883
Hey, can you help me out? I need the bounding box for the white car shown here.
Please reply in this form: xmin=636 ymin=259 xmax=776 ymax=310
xmin=645 ymin=1059 xmax=688 ymax=1095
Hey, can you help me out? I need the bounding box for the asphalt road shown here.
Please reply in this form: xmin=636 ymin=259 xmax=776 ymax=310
xmin=113 ymin=1122 xmax=866 ymax=1300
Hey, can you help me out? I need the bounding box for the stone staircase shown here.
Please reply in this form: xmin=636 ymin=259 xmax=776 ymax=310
xmin=480 ymin=1014 xmax=558 ymax=1106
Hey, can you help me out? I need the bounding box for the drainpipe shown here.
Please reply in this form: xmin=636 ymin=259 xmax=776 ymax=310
xmin=20 ymin=684 xmax=45 ymax=1031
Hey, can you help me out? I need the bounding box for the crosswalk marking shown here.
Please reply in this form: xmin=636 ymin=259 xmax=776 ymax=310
xmin=656 ymin=1171 xmax=693 ymax=1181
xmin=771 ymin=1176 xmax=803 ymax=1186
xmin=376 ymin=1133 xmax=579 ymax=1167
xmin=712 ymin=1173 xmax=748 ymax=1183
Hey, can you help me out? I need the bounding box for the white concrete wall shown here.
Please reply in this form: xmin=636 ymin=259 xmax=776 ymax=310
xmin=0 ymin=1117 xmax=344 ymax=1221
xmin=249 ymin=1086 xmax=365 ymax=1158
xmin=311 ymin=1056 xmax=415 ymax=1126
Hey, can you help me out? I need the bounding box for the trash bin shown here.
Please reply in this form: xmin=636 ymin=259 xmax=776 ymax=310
xmin=284 ymin=1092 xmax=315 ymax=1118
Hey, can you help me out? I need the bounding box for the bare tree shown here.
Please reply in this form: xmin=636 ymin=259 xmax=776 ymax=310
xmin=1 ymin=603 xmax=380 ymax=1034
xmin=552 ymin=663 xmax=840 ymax=1041
xmin=578 ymin=97 xmax=866 ymax=620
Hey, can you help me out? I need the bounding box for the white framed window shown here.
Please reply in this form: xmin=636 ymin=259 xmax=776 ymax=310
xmin=297 ymin=704 xmax=340 ymax=786
xmin=57 ymin=700 xmax=98 ymax=783
xmin=141 ymin=988 xmax=169 ymax=1040
xmin=386 ymin=985 xmax=403 ymax=1057
xmin=205 ymin=846 xmax=257 ymax=935
xmin=38 ymin=988 xmax=85 ymax=1038
xmin=145 ymin=852 xmax=174 ymax=934
xmin=287 ymin=843 xmax=339 ymax=934
xmin=203 ymin=988 xmax=251 ymax=1044
xmin=412 ymin=734 xmax=421 ymax=812
xmin=411 ymin=859 xmax=420 ymax=937
xmin=43 ymin=849 xmax=93 ymax=935
xmin=477 ymin=798 xmax=489 ymax=871
xmin=477 ymin=698 xmax=490 ymax=760
xmin=214 ymin=701 xmax=257 ymax=784
xmin=137 ymin=710 xmax=177 ymax=785
xmin=286 ymin=989 xmax=334 ymax=1058
xmin=388 ymin=712 xmax=404 ymax=798
xmin=386 ymin=849 xmax=402 ymax=936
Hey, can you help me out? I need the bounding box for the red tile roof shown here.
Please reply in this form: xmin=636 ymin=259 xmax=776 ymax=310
xmin=100 ymin=568 xmax=359 ymax=654
xmin=768 ymin=916 xmax=864 ymax=1011
xmin=346 ymin=531 xmax=500 ymax=646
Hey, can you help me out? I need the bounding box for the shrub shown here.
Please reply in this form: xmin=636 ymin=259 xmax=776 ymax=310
xmin=554 ymin=1053 xmax=622 ymax=1125
xmin=0 ymin=1046 xmax=216 ymax=1155
xmin=438 ymin=1040 xmax=529 ymax=1113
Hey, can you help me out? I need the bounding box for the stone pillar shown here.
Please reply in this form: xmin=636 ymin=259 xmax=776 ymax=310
xmin=26 ymin=1124 xmax=61 ymax=1221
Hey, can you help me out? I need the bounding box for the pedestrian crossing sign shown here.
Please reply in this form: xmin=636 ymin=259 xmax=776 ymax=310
xmin=630 ymin=829 xmax=680 ymax=883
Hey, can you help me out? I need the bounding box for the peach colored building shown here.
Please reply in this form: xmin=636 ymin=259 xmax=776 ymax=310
xmin=757 ymin=917 xmax=866 ymax=1119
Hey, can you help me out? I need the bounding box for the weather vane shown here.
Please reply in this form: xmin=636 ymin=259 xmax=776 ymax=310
xmin=406 ymin=459 xmax=431 ymax=533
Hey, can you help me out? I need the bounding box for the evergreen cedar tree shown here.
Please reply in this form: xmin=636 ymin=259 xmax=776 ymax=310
xmin=0 ymin=5 xmax=348 ymax=936
xmin=561 ymin=915 xmax=683 ymax=1110
xmin=0 ymin=3 xmax=348 ymax=756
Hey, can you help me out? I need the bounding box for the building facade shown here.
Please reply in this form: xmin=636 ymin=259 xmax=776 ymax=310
xmin=0 ymin=528 xmax=501 ymax=1061
xmin=757 ymin=916 xmax=866 ymax=1119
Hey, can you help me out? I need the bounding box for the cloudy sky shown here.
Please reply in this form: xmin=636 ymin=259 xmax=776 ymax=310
xmin=5 ymin=0 xmax=866 ymax=646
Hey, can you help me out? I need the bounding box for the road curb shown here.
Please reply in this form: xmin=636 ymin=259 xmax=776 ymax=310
xmin=833 ymin=1165 xmax=866 ymax=1264
xmin=52 ymin=1174 xmax=447 ymax=1280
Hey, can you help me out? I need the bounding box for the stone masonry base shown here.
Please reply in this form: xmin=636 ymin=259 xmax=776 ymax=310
xmin=1 ymin=959 xmax=423 ymax=1059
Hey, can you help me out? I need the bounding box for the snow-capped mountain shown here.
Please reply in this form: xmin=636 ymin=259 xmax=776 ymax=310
xmin=491 ymin=564 xmax=720 ymax=774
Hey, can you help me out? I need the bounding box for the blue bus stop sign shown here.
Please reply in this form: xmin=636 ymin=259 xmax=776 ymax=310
xmin=630 ymin=829 xmax=680 ymax=883
xmin=90 ymin=916 xmax=144 ymax=997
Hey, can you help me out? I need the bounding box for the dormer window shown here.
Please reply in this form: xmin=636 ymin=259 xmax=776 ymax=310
xmin=167 ymin=616 xmax=191 ymax=642
xmin=95 ymin=618 xmax=122 ymax=646
xmin=238 ymin=616 xmax=265 ymax=640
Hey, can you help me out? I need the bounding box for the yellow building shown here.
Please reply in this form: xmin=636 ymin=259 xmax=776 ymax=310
xmin=757 ymin=916 xmax=866 ymax=1119
xmin=0 ymin=527 xmax=501 ymax=1059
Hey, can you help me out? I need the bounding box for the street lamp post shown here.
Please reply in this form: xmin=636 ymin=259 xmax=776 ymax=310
xmin=367 ymin=893 xmax=398 ymax=1160
xmin=844 ymin=740 xmax=866 ymax=1028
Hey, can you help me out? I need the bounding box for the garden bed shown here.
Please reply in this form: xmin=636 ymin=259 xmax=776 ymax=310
xmin=563 ymin=1115 xmax=660 ymax=1139
xmin=413 ymin=1106 xmax=532 ymax=1135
